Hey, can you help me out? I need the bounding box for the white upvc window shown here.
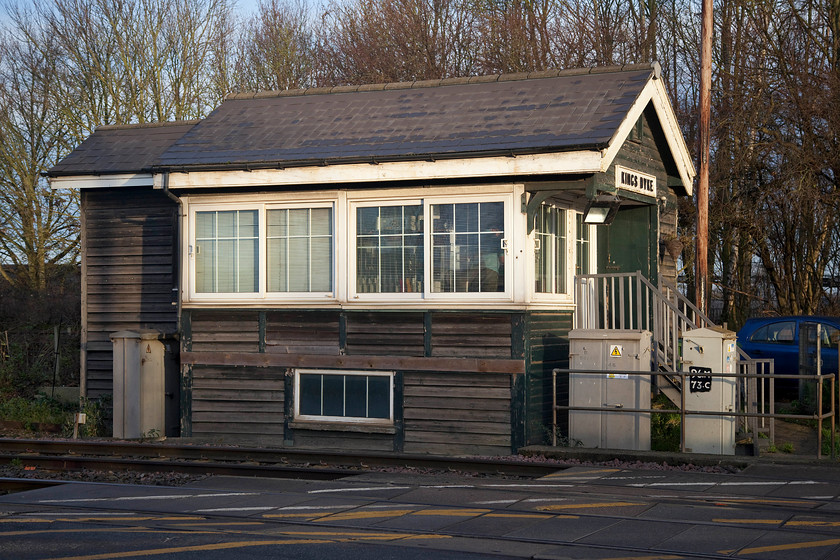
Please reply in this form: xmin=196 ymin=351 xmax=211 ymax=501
xmin=534 ymin=204 xmax=567 ymax=295
xmin=348 ymin=194 xmax=512 ymax=301
xmin=353 ymin=201 xmax=424 ymax=296
xmin=576 ymin=213 xmax=594 ymax=276
xmin=294 ymin=369 xmax=394 ymax=424
xmin=195 ymin=209 xmax=259 ymax=294
xmin=188 ymin=201 xmax=334 ymax=301
xmin=267 ymin=207 xmax=332 ymax=293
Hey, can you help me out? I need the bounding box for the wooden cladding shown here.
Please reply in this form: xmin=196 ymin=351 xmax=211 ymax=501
xmin=190 ymin=365 xmax=285 ymax=444
xmin=82 ymin=188 xmax=178 ymax=397
xmin=187 ymin=309 xmax=518 ymax=361
xmin=403 ymin=371 xmax=512 ymax=455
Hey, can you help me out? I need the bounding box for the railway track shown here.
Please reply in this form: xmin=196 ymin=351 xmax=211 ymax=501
xmin=0 ymin=438 xmax=564 ymax=482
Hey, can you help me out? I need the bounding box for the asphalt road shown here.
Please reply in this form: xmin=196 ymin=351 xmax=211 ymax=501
xmin=1 ymin=461 xmax=840 ymax=559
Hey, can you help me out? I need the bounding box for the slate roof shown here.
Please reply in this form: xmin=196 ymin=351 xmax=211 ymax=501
xmin=49 ymin=64 xmax=657 ymax=177
xmin=49 ymin=121 xmax=198 ymax=176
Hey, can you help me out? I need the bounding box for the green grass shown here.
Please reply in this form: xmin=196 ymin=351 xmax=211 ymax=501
xmin=651 ymin=393 xmax=681 ymax=452
xmin=0 ymin=394 xmax=75 ymax=428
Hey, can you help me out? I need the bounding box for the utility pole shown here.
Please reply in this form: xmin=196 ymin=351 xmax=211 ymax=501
xmin=696 ymin=0 xmax=713 ymax=315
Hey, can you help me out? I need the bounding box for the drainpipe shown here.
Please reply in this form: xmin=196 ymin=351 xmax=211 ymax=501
xmin=161 ymin=172 xmax=183 ymax=334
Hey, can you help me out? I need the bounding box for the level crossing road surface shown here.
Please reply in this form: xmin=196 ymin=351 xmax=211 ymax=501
xmin=1 ymin=462 xmax=840 ymax=559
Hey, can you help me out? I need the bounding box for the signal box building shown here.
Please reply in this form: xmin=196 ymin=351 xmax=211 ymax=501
xmin=50 ymin=63 xmax=695 ymax=455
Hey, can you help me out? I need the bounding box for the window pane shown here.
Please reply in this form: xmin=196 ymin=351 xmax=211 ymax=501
xmin=195 ymin=239 xmax=216 ymax=292
xmin=311 ymin=208 xmax=332 ymax=236
xmin=433 ymin=204 xmax=453 ymax=233
xmin=576 ymin=214 xmax=591 ymax=276
xmin=217 ymin=239 xmax=236 ymax=292
xmin=267 ymin=207 xmax=333 ymax=293
xmin=288 ymin=237 xmax=309 ymax=291
xmin=356 ymin=205 xmax=423 ymax=293
xmin=311 ymin=237 xmax=332 ymax=292
xmin=432 ymin=202 xmax=505 ymax=293
xmin=480 ymin=232 xmax=504 ymax=292
xmin=238 ymin=238 xmax=258 ymax=292
xmin=322 ymin=375 xmax=345 ymax=416
xmin=358 ymin=207 xmax=379 ymax=235
xmin=267 ymin=208 xmax=287 ymax=237
xmin=195 ymin=210 xmax=259 ymax=294
xmin=267 ymin=237 xmax=287 ymax=292
xmin=480 ymin=202 xmax=504 ymax=231
xmin=380 ymin=206 xmax=403 ymax=235
xmin=368 ymin=377 xmax=391 ymax=418
xmin=299 ymin=374 xmax=322 ymax=415
xmin=535 ymin=205 xmax=566 ymax=294
xmin=288 ymin=208 xmax=309 ymax=236
xmin=455 ymin=202 xmax=479 ymax=232
xmin=196 ymin=212 xmax=215 ymax=239
xmin=345 ymin=376 xmax=368 ymax=418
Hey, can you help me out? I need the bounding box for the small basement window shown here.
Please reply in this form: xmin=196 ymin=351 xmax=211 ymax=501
xmin=294 ymin=369 xmax=394 ymax=424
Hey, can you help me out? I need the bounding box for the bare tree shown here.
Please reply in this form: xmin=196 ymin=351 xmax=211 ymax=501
xmin=0 ymin=26 xmax=78 ymax=291
xmin=235 ymin=0 xmax=314 ymax=91
xmin=316 ymin=0 xmax=477 ymax=85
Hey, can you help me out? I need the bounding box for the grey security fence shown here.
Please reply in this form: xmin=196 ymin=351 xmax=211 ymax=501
xmin=552 ymin=367 xmax=836 ymax=460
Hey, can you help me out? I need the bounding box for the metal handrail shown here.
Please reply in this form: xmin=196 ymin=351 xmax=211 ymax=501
xmin=552 ymin=368 xmax=836 ymax=460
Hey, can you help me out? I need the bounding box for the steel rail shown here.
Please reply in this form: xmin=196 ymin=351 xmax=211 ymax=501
xmin=0 ymin=438 xmax=564 ymax=478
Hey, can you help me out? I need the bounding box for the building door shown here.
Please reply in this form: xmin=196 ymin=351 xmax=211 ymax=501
xmin=597 ymin=204 xmax=655 ymax=280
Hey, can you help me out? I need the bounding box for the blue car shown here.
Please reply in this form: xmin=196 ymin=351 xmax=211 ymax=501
xmin=737 ymin=317 xmax=840 ymax=388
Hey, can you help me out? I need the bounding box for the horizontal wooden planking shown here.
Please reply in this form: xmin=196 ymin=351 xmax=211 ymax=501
xmin=265 ymin=311 xmax=341 ymax=355
xmin=403 ymin=408 xmax=509 ymax=423
xmin=345 ymin=312 xmax=424 ymax=356
xmin=403 ymin=441 xmax=509 ymax=456
xmin=82 ymin=188 xmax=178 ymax=397
xmin=403 ymin=386 xmax=509 ymax=400
xmin=404 ymin=430 xmax=510 ymax=446
xmin=190 ymin=311 xmax=260 ymax=352
xmin=191 ymin=422 xmax=284 ymax=436
xmin=403 ymin=370 xmax=511 ymax=453
xmin=404 ymin=419 xmax=509 ymax=435
xmin=192 ymin=389 xmax=284 ymax=402
xmin=431 ymin=313 xmax=512 ymax=358
xmin=291 ymin=432 xmax=393 ymax=452
xmin=404 ymin=374 xmax=509 ymax=388
xmin=191 ymin=401 xmax=284 ymax=413
xmin=192 ymin=411 xmax=282 ymax=423
xmin=182 ymin=351 xmax=525 ymax=374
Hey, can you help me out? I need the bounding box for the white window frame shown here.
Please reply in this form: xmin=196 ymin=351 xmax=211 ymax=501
xmin=293 ymin=369 xmax=394 ymax=425
xmin=348 ymin=198 xmax=425 ymax=302
xmin=530 ymin=207 xmax=595 ymax=304
xmin=348 ymin=193 xmax=515 ymax=302
xmin=186 ymin=200 xmax=335 ymax=303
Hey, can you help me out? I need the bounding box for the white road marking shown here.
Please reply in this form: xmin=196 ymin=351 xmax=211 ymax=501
xmin=629 ymin=480 xmax=824 ymax=488
xmin=481 ymin=484 xmax=574 ymax=488
xmin=472 ymin=500 xmax=518 ymax=505
xmin=23 ymin=512 xmax=142 ymax=517
xmin=38 ymin=492 xmax=258 ymax=504
xmin=307 ymin=486 xmax=411 ymax=494
xmin=277 ymin=505 xmax=350 ymax=511
xmin=194 ymin=506 xmax=276 ymax=513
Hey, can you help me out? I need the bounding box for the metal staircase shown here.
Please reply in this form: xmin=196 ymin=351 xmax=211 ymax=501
xmin=574 ymin=271 xmax=773 ymax=445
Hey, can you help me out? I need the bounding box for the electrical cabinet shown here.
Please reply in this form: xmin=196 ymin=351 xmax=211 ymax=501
xmin=568 ymin=330 xmax=652 ymax=451
xmin=681 ymin=326 xmax=737 ymax=455
xmin=111 ymin=331 xmax=166 ymax=439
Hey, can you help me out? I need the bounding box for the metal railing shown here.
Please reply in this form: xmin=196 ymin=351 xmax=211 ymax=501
xmin=575 ymin=272 xmax=713 ymax=373
xmin=552 ymin=367 xmax=836 ymax=460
